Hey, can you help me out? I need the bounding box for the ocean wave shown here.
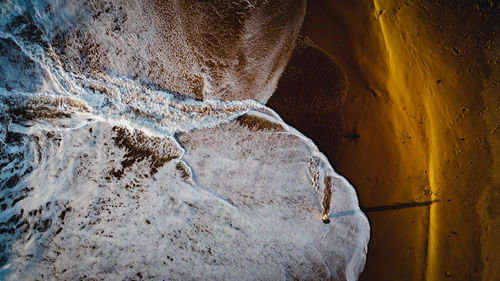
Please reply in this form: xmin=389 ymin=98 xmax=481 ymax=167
xmin=0 ymin=1 xmax=369 ymax=280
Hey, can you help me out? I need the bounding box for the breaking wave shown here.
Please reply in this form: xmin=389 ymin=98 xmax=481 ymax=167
xmin=0 ymin=1 xmax=369 ymax=280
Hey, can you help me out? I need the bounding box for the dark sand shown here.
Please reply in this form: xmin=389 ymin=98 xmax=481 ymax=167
xmin=267 ymin=37 xmax=347 ymax=162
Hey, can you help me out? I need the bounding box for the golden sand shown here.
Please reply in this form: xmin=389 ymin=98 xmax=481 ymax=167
xmin=276 ymin=1 xmax=499 ymax=280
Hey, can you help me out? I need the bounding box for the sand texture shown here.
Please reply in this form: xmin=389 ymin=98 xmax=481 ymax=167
xmin=293 ymin=0 xmax=499 ymax=280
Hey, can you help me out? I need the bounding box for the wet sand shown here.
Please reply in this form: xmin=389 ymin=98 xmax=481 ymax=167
xmin=267 ymin=37 xmax=347 ymax=163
